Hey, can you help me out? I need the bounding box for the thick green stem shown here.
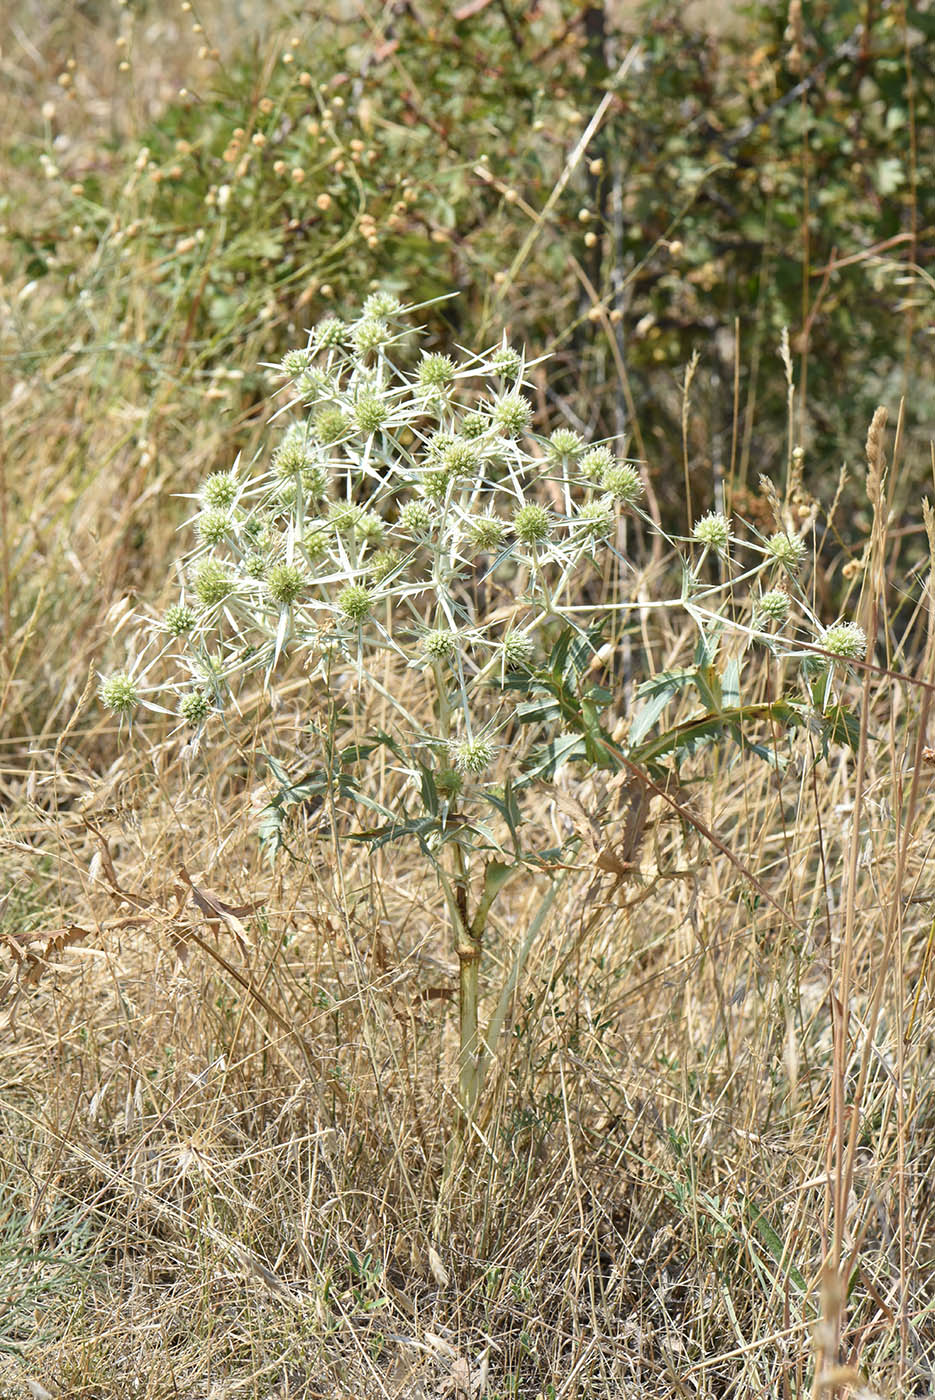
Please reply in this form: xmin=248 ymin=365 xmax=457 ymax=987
xmin=457 ymin=885 xmax=482 ymax=1119
xmin=429 ymin=657 xmax=481 ymax=1125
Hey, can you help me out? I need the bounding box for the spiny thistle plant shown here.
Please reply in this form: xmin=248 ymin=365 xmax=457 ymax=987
xmin=100 ymin=297 xmax=870 ymax=1131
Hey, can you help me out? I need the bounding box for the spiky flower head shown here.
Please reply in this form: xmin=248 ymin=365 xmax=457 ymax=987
xmin=99 ymin=672 xmax=139 ymax=715
xmin=426 ymin=431 xmax=458 ymax=462
xmin=513 ymin=502 xmax=550 ymax=545
xmin=313 ymin=316 xmax=346 ymax=349
xmin=301 ymin=464 xmax=328 ymax=499
xmin=576 ymin=496 xmax=615 ymax=540
xmin=756 ymin=589 xmax=791 ymax=624
xmin=362 ymin=290 xmax=402 ymax=319
xmin=312 ymin=407 xmax=349 ymax=445
xmin=179 ymin=689 xmax=212 ymax=725
xmin=201 ymin=471 xmax=238 ymax=509
xmin=355 ymin=510 xmax=385 ymax=545
xmin=280 ymin=346 xmax=312 ymax=377
xmin=370 ymin=548 xmax=400 ymax=582
xmin=398 ymin=499 xmax=433 ymax=535
xmin=820 ymin=620 xmax=866 ymax=660
xmin=164 ymin=603 xmax=196 ymax=637
xmin=265 ymin=562 xmax=306 ymax=606
xmin=338 ymin=583 xmax=373 ymax=623
xmin=297 ymin=367 xmax=335 ymax=401
xmin=328 ymin=501 xmax=363 ymax=534
xmin=421 ymin=468 xmax=453 ymax=504
xmin=470 ymin=515 xmax=506 ymax=552
xmin=492 ymin=391 xmax=533 ymax=438
xmin=502 ymin=632 xmax=535 ymax=668
xmin=244 ymin=551 xmax=268 ymax=579
xmin=548 ymin=428 xmax=583 ymax=462
xmin=601 ymin=463 xmax=643 ymax=505
xmin=273 ymin=426 xmax=314 ymax=478
xmin=579 ymin=445 xmax=614 ymax=481
xmin=418 ymin=353 xmax=456 ymax=392
xmin=274 ymin=480 xmax=299 ymax=513
xmin=766 ymin=531 xmax=807 ymax=570
xmin=440 ymin=436 xmax=482 ymax=478
xmin=450 ymin=736 xmax=496 ymax=776
xmin=301 ymin=522 xmax=329 ymax=557
xmin=490 ymin=344 xmax=522 ymax=378
xmin=193 ymin=559 xmax=232 ymax=607
xmin=197 ymin=509 xmax=236 ymax=547
xmin=693 ymin=511 xmax=731 ymax=554
xmin=351 ymin=317 xmax=388 ymax=354
xmin=461 ymin=412 xmax=487 ymax=440
xmin=354 ymin=394 xmax=389 ymax=435
xmin=422 ymin=628 xmax=457 ymax=660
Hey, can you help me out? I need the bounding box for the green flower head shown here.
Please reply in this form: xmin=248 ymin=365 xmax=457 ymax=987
xmin=179 ymin=689 xmax=212 ymax=726
xmin=421 ymin=467 xmax=453 ymax=504
xmin=164 ymin=603 xmax=196 ymax=637
xmin=440 ymin=436 xmax=482 ymax=478
xmin=328 ymin=501 xmax=363 ymax=534
xmin=99 ymin=672 xmax=139 ymax=715
xmin=265 ymin=562 xmax=306 ymax=606
xmin=362 ymin=290 xmax=402 ymax=319
xmin=301 ymin=464 xmax=328 ymax=500
xmin=693 ymin=511 xmax=731 ymax=554
xmin=370 ymin=547 xmax=400 ymax=582
xmin=461 ymin=412 xmax=487 ymax=440
xmin=312 ymin=407 xmax=349 ymax=445
xmin=579 ymin=445 xmax=614 ymax=481
xmin=193 ymin=559 xmax=232 ymax=608
xmin=422 ymin=628 xmax=457 ymax=660
xmin=436 ymin=767 xmax=464 ymax=799
xmin=244 ymin=551 xmax=268 ymax=579
xmin=201 ymin=471 xmax=238 ymax=509
xmin=502 ymin=632 xmax=535 ymax=668
xmin=338 ymin=583 xmax=373 ymax=623
xmin=576 ymin=496 xmax=615 ymax=540
xmin=490 ymin=344 xmax=522 ymax=378
xmin=418 ymin=353 xmax=456 ymax=392
xmin=492 ymin=391 xmax=533 ymax=438
xmin=470 ymin=515 xmax=506 ymax=552
xmin=303 ymin=526 xmax=329 ymax=561
xmin=280 ymin=346 xmax=312 ymax=377
xmin=756 ymin=589 xmax=791 ymax=624
xmin=398 ymin=499 xmax=433 ymax=535
xmin=601 ymin=463 xmax=642 ymax=505
xmin=766 ymin=531 xmax=807 ymax=571
xmin=548 ymin=428 xmax=583 ymax=462
xmin=354 ymin=393 xmax=390 ymax=435
xmin=273 ymin=425 xmax=314 ymax=478
xmin=513 ymin=502 xmax=550 ymax=545
xmin=355 ymin=510 xmax=385 ymax=545
xmin=352 ymin=317 xmax=389 ymax=354
xmin=197 ymin=509 xmax=236 ymax=547
xmin=313 ymin=316 xmax=346 ymax=349
xmin=820 ymin=620 xmax=866 ymax=660
xmin=450 ymin=736 xmax=496 ymax=776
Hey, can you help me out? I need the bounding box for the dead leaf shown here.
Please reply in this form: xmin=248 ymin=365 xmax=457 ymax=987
xmin=427 ymin=1244 xmax=450 ymax=1289
xmin=26 ymin=1381 xmax=56 ymax=1400
xmin=176 ymin=865 xmax=261 ymax=950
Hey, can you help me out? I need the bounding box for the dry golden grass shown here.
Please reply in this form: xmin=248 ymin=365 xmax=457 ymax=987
xmin=3 ymin=5 xmax=935 ymax=1400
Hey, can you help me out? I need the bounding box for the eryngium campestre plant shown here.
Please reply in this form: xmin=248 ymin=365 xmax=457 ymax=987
xmin=98 ymin=298 xmax=871 ymax=1125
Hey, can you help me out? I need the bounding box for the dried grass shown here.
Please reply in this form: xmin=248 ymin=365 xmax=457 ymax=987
xmin=2 ymin=5 xmax=935 ymax=1399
